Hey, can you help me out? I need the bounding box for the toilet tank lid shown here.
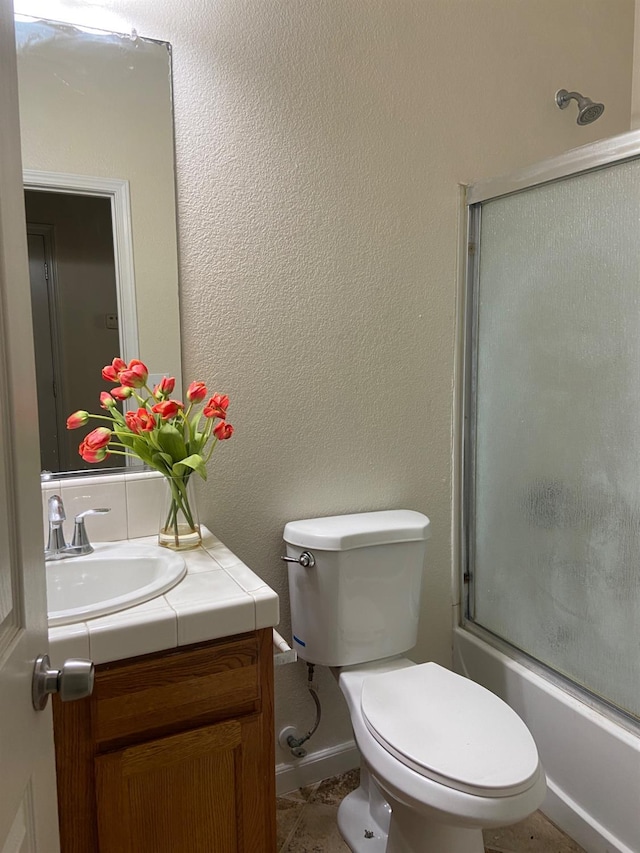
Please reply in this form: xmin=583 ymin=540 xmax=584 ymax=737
xmin=283 ymin=510 xmax=430 ymax=551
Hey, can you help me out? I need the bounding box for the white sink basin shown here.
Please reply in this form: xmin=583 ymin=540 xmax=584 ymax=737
xmin=47 ymin=543 xmax=187 ymax=626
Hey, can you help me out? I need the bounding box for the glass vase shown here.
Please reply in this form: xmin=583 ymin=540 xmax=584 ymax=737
xmin=158 ymin=474 xmax=202 ymax=551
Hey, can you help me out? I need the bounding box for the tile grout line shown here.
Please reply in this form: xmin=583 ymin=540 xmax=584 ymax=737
xmin=278 ymin=801 xmax=311 ymax=853
xmin=277 ymin=781 xmax=322 ymax=852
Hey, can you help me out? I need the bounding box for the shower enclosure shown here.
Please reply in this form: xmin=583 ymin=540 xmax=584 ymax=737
xmin=455 ymin=130 xmax=640 ymax=853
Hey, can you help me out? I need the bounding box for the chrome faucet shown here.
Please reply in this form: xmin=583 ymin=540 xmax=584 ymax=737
xmin=45 ymin=495 xmax=110 ymax=561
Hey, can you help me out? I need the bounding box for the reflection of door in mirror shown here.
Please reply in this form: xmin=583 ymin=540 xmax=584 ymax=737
xmin=26 ymin=190 xmax=121 ymax=473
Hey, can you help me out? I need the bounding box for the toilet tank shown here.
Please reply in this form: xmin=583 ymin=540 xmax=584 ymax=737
xmin=283 ymin=510 xmax=430 ymax=667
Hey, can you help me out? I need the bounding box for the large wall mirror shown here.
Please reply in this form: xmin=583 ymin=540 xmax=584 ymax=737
xmin=15 ymin=16 xmax=182 ymax=475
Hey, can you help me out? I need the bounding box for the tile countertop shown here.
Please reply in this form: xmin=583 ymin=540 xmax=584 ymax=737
xmin=48 ymin=527 xmax=280 ymax=668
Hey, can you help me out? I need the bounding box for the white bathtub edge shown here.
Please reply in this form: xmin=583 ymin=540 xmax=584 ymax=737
xmin=544 ymin=775 xmax=635 ymax=853
xmin=454 ymin=625 xmax=640 ymax=853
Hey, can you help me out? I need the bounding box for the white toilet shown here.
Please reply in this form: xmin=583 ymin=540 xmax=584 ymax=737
xmin=284 ymin=510 xmax=546 ymax=853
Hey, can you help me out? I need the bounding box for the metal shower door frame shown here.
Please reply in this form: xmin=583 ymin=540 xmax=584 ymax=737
xmin=459 ymin=129 xmax=640 ymax=723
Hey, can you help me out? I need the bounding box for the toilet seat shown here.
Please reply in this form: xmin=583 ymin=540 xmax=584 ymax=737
xmin=361 ymin=662 xmax=540 ymax=798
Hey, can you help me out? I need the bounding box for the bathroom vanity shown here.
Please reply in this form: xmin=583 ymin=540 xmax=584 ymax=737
xmin=53 ymin=629 xmax=275 ymax=852
xmin=47 ymin=526 xmax=279 ymax=853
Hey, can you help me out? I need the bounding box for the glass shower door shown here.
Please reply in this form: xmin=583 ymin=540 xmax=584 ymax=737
xmin=466 ymin=152 xmax=640 ymax=722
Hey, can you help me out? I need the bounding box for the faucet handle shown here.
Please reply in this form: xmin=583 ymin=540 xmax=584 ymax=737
xmin=74 ymin=508 xmax=110 ymax=521
xmin=48 ymin=494 xmax=65 ymax=524
xmin=71 ymin=508 xmax=111 ymax=553
xmin=46 ymin=495 xmax=67 ymax=554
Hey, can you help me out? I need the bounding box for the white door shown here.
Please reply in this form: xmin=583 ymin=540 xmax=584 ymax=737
xmin=0 ymin=2 xmax=61 ymax=850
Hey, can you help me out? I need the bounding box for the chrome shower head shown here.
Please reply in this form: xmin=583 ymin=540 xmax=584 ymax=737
xmin=555 ymin=89 xmax=605 ymax=125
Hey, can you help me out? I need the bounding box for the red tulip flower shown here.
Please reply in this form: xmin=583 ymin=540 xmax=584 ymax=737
xmin=119 ymin=359 xmax=149 ymax=389
xmin=66 ymin=410 xmax=89 ymax=430
xmin=83 ymin=426 xmax=112 ymax=449
xmin=151 ymin=400 xmax=183 ymax=420
xmin=100 ymin=392 xmax=116 ymax=409
xmin=187 ymin=381 xmax=207 ymax=403
xmin=111 ymin=386 xmax=133 ymax=401
xmin=79 ymin=427 xmax=112 ymax=463
xmin=101 ymin=357 xmax=127 ymax=382
xmin=68 ymin=357 xmax=233 ymax=486
xmin=125 ymin=408 xmax=156 ymax=434
xmin=203 ymin=394 xmax=229 ymax=420
xmin=79 ymin=441 xmax=110 ymax=463
xmin=153 ymin=376 xmax=176 ymax=399
xmin=213 ymin=421 xmax=234 ymax=440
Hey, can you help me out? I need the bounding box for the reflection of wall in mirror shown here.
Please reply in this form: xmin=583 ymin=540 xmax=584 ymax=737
xmin=15 ymin=19 xmax=181 ymax=403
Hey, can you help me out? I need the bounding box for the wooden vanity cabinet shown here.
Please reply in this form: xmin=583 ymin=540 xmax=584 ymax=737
xmin=52 ymin=628 xmax=276 ymax=853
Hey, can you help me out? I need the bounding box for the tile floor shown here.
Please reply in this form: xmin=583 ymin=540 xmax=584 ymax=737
xmin=277 ymin=770 xmax=586 ymax=853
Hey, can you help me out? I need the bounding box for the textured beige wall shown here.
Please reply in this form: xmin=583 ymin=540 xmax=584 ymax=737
xmin=17 ymin=0 xmax=634 ymax=769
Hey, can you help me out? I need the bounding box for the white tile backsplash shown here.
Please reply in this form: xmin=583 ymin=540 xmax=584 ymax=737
xmin=60 ymin=476 xmax=127 ymax=542
xmin=42 ymin=471 xmax=163 ymax=544
xmin=125 ymin=472 xmax=165 ymax=539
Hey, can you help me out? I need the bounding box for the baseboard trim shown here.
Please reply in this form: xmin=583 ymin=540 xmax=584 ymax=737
xmin=276 ymin=739 xmax=359 ymax=796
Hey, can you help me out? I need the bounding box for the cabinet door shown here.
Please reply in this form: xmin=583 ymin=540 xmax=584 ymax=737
xmin=96 ymin=720 xmax=246 ymax=852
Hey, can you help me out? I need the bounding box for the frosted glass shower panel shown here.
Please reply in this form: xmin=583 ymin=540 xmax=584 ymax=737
xmin=472 ymin=160 xmax=640 ymax=720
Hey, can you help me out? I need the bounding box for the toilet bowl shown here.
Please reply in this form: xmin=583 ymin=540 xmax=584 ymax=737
xmin=283 ymin=510 xmax=546 ymax=852
xmin=334 ymin=657 xmax=545 ymax=852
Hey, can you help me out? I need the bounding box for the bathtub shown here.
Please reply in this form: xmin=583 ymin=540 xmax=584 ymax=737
xmin=453 ymin=625 xmax=640 ymax=853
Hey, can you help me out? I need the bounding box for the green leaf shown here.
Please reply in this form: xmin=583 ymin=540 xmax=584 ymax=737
xmin=157 ymin=424 xmax=187 ymax=463
xmin=113 ymin=428 xmax=135 ymax=448
xmin=131 ymin=437 xmax=154 ymax=465
xmin=172 ymin=454 xmax=207 ymax=480
xmin=190 ymin=412 xmax=203 ymax=435
xmin=151 ymin=451 xmax=174 ymax=474
xmin=189 ymin=430 xmax=207 ymax=456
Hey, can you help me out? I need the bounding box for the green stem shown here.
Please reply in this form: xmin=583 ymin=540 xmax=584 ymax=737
xmin=162 ymin=474 xmax=197 ymax=539
xmin=88 ymin=414 xmax=118 ymax=424
xmin=104 ymin=448 xmax=140 ymax=460
xmin=203 ymin=436 xmax=219 ymax=464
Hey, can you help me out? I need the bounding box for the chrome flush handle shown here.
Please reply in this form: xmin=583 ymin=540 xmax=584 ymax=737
xmin=280 ymin=551 xmax=316 ymax=568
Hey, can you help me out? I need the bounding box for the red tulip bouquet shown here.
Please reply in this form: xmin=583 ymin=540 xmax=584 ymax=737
xmin=67 ymin=358 xmax=234 ymax=549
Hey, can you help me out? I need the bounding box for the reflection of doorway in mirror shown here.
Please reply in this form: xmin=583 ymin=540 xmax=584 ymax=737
xmin=26 ymin=190 xmax=121 ymax=473
xmin=27 ymin=227 xmax=62 ymax=472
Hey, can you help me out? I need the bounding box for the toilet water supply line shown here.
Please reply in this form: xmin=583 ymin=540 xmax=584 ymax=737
xmin=287 ymin=663 xmax=322 ymax=757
